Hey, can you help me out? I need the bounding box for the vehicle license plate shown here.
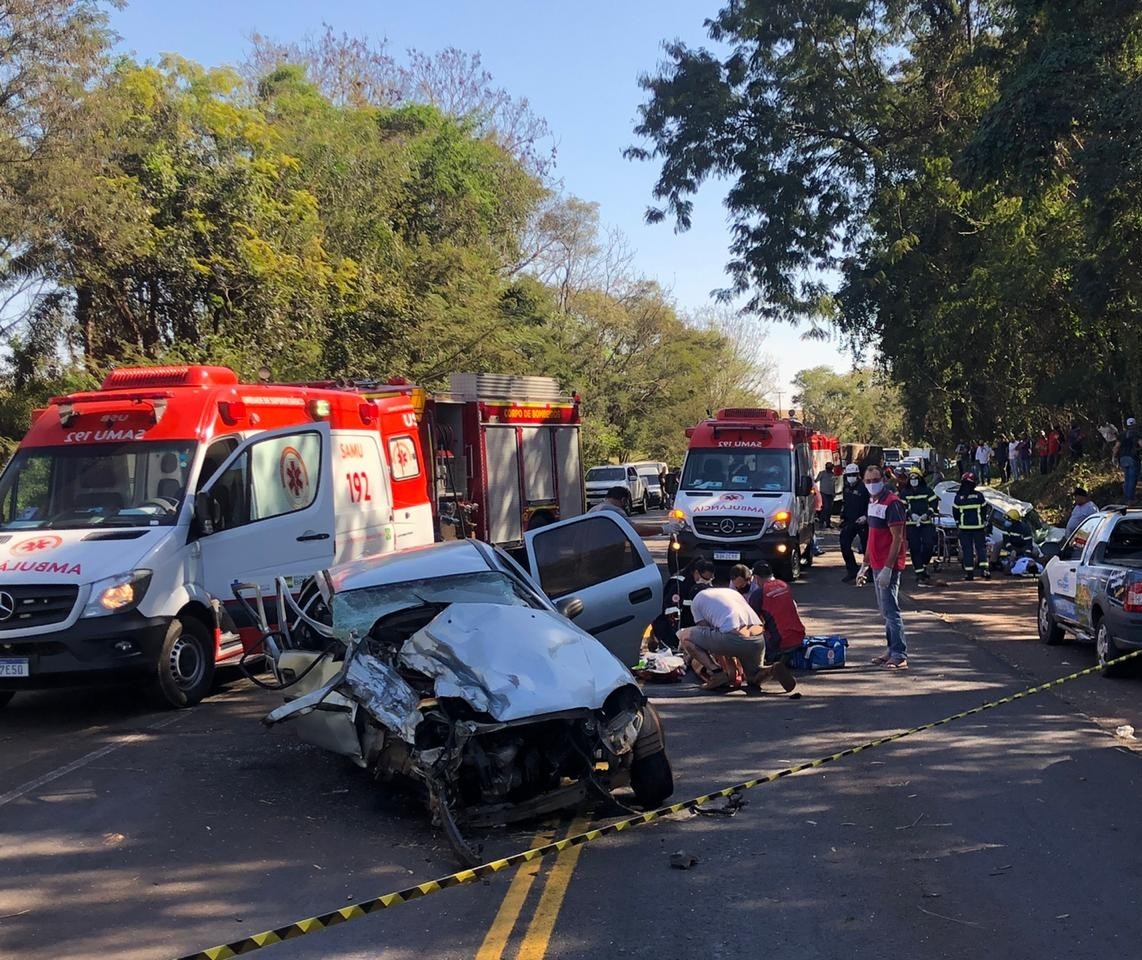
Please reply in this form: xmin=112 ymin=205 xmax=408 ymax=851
xmin=713 ymin=551 xmax=741 ymax=561
xmin=0 ymin=658 xmax=29 ymax=678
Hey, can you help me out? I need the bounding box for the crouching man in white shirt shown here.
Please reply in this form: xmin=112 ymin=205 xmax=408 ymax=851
xmin=677 ymin=587 xmax=766 ymax=691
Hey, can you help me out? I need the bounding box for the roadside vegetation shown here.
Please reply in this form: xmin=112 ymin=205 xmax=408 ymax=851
xmin=1007 ymin=461 xmax=1126 ymax=527
xmin=0 ymin=5 xmax=775 ymax=469
xmin=631 ymin=1 xmax=1142 ymax=444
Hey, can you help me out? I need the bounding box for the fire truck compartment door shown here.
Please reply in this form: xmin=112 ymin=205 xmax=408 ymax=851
xmin=196 ymin=422 xmax=335 ymax=607
xmin=554 ymin=426 xmax=584 ymax=517
xmin=484 ymin=426 xmax=522 ymax=544
xmin=524 ymin=511 xmax=661 ymax=667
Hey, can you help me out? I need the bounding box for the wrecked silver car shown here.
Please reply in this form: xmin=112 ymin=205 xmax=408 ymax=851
xmin=239 ymin=539 xmax=673 ymax=865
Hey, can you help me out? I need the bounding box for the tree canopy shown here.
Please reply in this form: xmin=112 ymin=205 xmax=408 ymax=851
xmin=0 ymin=9 xmax=773 ymax=464
xmin=631 ymin=1 xmax=1142 ymax=444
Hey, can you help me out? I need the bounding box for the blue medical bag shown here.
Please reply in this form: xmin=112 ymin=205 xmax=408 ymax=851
xmin=789 ymin=635 xmax=848 ymax=671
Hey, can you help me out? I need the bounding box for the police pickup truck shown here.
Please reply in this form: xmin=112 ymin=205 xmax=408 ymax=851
xmin=1038 ymin=507 xmax=1142 ymax=676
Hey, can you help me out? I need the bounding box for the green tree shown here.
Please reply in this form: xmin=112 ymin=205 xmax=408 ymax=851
xmin=792 ymin=366 xmax=906 ymax=443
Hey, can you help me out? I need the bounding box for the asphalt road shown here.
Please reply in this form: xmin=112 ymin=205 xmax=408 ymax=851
xmin=3 ymin=518 xmax=1142 ymax=960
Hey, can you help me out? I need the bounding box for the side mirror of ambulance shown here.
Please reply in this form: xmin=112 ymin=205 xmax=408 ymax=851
xmin=193 ymin=491 xmax=216 ymax=536
xmin=797 ymin=476 xmax=813 ymax=498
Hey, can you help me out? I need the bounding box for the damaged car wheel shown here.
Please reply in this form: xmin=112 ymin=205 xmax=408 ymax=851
xmin=631 ymin=751 xmax=674 ymax=809
xmin=629 ymin=703 xmax=673 ymax=808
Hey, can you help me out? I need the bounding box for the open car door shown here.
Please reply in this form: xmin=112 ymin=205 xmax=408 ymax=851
xmin=524 ymin=511 xmax=661 ymax=666
xmin=194 ymin=422 xmax=335 ymax=651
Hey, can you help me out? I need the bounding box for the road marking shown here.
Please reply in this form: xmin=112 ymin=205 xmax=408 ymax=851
xmin=0 ymin=712 xmax=187 ymax=808
xmin=516 ymin=815 xmax=592 ymax=960
xmin=474 ymin=825 xmax=555 ymax=960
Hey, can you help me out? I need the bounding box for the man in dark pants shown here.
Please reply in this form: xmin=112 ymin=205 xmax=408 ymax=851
xmin=953 ymin=472 xmax=990 ymax=581
xmin=838 ymin=462 xmax=870 ymax=582
xmin=902 ymin=467 xmax=939 ymax=583
xmin=747 ymin=561 xmax=802 ymax=696
xmin=815 ymin=461 xmax=837 ymax=529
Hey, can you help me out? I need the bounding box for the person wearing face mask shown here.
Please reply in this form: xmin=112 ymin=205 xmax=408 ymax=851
xmin=855 ymin=464 xmax=909 ymax=669
xmin=903 ymin=467 xmax=940 ymax=584
xmin=650 ymin=557 xmax=715 ymax=651
xmin=953 ymin=472 xmax=991 ymax=581
xmin=839 ymin=462 xmax=870 ymax=582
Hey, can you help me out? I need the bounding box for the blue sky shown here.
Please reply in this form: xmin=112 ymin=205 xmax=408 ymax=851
xmin=109 ymin=0 xmax=853 ymax=402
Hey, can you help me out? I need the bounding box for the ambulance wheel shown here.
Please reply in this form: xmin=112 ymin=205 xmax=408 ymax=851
xmin=150 ymin=616 xmax=215 ymax=709
xmin=528 ymin=511 xmax=555 ymax=531
xmin=779 ymin=548 xmax=802 ymax=582
xmin=0 ymin=691 xmax=13 ymax=710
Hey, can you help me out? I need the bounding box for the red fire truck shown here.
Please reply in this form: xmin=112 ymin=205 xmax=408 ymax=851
xmin=351 ymin=374 xmax=585 ymax=548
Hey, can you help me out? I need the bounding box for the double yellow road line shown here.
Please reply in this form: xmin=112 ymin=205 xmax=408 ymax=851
xmin=475 ymin=816 xmax=591 ymax=960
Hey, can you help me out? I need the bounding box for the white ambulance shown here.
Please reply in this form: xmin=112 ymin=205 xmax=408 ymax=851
xmin=0 ymin=365 xmax=434 ymax=708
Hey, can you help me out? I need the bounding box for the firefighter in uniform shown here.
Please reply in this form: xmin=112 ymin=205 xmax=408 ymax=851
xmin=903 ymin=467 xmax=939 ymax=583
xmin=952 ymin=472 xmax=991 ymax=581
xmin=839 ymin=462 xmax=870 ymax=582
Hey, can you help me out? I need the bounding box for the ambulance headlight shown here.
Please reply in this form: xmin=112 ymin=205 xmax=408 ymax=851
xmin=771 ymin=510 xmax=791 ymax=532
xmin=82 ymin=570 xmax=153 ymax=618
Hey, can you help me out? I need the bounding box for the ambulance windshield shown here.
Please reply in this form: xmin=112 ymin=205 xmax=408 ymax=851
xmin=681 ymin=449 xmax=791 ymax=492
xmin=0 ymin=441 xmax=196 ymax=530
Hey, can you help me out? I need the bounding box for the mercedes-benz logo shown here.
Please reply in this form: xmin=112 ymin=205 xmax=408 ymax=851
xmin=719 ymin=518 xmax=738 ymax=534
xmin=0 ymin=591 xmax=15 ymax=622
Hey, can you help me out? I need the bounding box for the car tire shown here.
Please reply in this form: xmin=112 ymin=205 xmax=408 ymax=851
xmin=630 ymin=749 xmax=674 ymax=809
xmin=1096 ymin=617 xmax=1130 ymax=678
xmin=637 ymin=496 xmax=648 ymax=515
xmin=801 ymin=529 xmax=815 ymax=569
xmin=0 ymin=691 xmax=13 ymax=710
xmin=149 ymin=615 xmax=215 ymax=709
xmin=528 ymin=511 xmax=555 ymax=531
xmin=1037 ymin=592 xmax=1066 ymax=645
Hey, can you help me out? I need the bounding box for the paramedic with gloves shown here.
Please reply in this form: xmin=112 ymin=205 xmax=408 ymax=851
xmin=856 ymin=464 xmax=909 ymax=669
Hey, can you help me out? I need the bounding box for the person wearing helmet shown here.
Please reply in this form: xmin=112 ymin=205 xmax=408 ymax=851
xmin=839 ymin=462 xmax=870 ymax=582
xmin=903 ymin=467 xmax=940 ymax=584
xmin=953 ymin=472 xmax=990 ymax=581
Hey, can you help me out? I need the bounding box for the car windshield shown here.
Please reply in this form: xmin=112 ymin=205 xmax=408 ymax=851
xmin=0 ymin=442 xmax=196 ymax=530
xmin=680 ymin=449 xmax=791 ymax=491
xmin=333 ymin=571 xmax=541 ymax=640
xmin=637 ymin=471 xmax=661 ymax=485
xmin=586 ymin=467 xmax=626 ymax=482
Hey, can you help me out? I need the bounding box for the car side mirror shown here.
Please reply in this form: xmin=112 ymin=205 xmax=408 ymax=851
xmin=1039 ymin=541 xmax=1061 ymax=561
xmin=555 ymin=596 xmax=584 ymax=620
xmin=797 ymin=476 xmax=813 ymax=497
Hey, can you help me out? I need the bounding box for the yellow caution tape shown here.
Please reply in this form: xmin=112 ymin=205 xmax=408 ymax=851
xmin=174 ymin=648 xmax=1140 ymax=960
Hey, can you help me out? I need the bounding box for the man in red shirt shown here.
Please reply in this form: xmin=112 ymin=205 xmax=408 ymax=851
xmin=856 ymin=463 xmax=909 ymax=669
xmin=747 ymin=561 xmax=803 ymax=695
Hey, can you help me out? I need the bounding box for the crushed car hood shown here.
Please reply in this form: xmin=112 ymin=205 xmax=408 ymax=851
xmin=400 ymin=603 xmax=636 ymax=722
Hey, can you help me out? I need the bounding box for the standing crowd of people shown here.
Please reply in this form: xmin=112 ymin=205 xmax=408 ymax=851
xmin=643 ymin=413 xmax=1142 ymax=698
